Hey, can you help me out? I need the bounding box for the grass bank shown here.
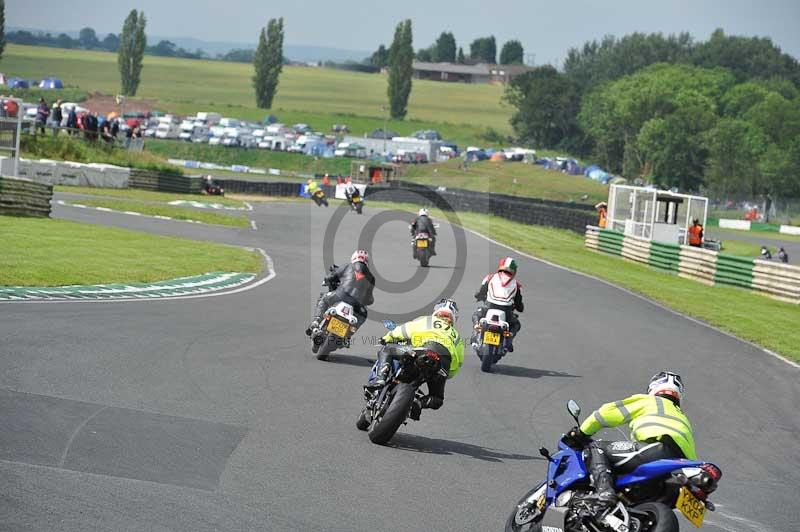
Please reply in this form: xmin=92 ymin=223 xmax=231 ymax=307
xmin=70 ymin=198 xmax=250 ymax=227
xmin=55 ymin=185 xmax=246 ymax=208
xmin=367 ymin=200 xmax=800 ymax=362
xmin=144 ymin=139 xmax=353 ymax=176
xmin=403 ymin=159 xmax=608 ymax=205
xmin=21 ymin=134 xmax=181 ymax=175
xmin=0 ymin=216 xmax=260 ymax=286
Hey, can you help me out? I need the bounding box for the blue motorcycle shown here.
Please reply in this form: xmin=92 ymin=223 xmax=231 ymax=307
xmin=506 ymin=401 xmax=722 ymax=532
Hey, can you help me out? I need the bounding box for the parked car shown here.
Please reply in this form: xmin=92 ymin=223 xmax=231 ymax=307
xmin=369 ymin=128 xmax=399 ymax=140
xmin=332 ymin=124 xmax=349 ymax=133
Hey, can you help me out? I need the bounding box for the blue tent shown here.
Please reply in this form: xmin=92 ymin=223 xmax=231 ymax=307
xmin=7 ymin=77 xmax=29 ymax=89
xmin=39 ymin=77 xmax=64 ymax=89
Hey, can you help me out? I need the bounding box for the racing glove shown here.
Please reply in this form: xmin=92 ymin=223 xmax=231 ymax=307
xmin=562 ymin=426 xmax=591 ymax=450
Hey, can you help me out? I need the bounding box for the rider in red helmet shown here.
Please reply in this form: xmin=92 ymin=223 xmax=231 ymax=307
xmin=472 ymin=257 xmax=524 ymax=352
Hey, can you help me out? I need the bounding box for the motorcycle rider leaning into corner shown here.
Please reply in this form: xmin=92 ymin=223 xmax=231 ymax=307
xmin=345 ymin=180 xmax=360 ymax=202
xmin=472 ymin=257 xmax=524 ymax=352
xmin=306 ymin=250 xmax=375 ymax=338
xmin=561 ymin=371 xmax=697 ymax=508
xmin=411 ymin=208 xmax=437 ymax=257
xmin=367 ymin=299 xmax=465 ymax=417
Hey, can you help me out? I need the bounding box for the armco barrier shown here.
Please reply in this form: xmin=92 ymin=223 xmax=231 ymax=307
xmin=0 ymin=175 xmax=52 ymax=217
xmin=585 ymin=226 xmax=798 ymax=304
xmin=129 ymin=169 xmax=201 ymax=194
xmin=215 ymin=179 xmax=596 ymax=234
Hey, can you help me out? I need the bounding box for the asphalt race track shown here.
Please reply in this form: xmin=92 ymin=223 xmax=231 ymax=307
xmin=1 ymin=197 xmax=798 ymax=532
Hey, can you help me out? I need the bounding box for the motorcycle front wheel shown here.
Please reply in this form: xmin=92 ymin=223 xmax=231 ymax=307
xmin=368 ymin=382 xmax=415 ymax=445
xmin=505 ymin=482 xmax=546 ymax=532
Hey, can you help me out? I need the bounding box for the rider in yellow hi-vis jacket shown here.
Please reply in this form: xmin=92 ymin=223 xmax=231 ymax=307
xmin=368 ymin=299 xmax=464 ymax=412
xmin=563 ymin=372 xmax=695 ymax=507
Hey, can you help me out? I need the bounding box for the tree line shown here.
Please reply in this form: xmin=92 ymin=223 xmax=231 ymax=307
xmin=505 ymin=29 xmax=800 ymax=201
xmin=6 ymin=27 xmax=269 ymax=62
xmin=371 ymin=32 xmax=524 ymax=68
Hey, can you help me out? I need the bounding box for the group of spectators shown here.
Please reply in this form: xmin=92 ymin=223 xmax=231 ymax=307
xmin=34 ymin=97 xmax=126 ymax=144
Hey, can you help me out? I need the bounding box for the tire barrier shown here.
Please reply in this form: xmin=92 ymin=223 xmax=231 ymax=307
xmin=0 ymin=176 xmax=52 ymax=217
xmin=585 ymin=226 xmax=800 ymax=304
xmin=129 ymin=169 xmax=201 ymax=194
xmin=0 ymin=156 xmax=130 ymax=188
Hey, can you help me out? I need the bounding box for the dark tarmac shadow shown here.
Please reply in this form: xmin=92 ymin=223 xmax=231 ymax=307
xmin=389 ymin=433 xmax=543 ymax=463
xmin=326 ymin=354 xmax=376 ymax=367
xmin=421 ymin=265 xmax=461 ymax=270
xmin=489 ymin=365 xmax=581 ymax=380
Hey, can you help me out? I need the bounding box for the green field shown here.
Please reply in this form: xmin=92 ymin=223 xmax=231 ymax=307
xmin=0 ymin=216 xmax=260 ymax=286
xmin=403 ymin=159 xmax=608 ymax=205
xmin=4 ymin=44 xmax=510 ymax=148
xmin=70 ymin=198 xmax=250 ymax=227
xmin=367 ymin=200 xmax=800 ymax=362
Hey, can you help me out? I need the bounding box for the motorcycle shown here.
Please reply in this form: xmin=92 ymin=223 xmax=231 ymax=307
xmin=310 ymin=267 xmax=362 ymax=360
xmin=506 ymin=401 xmax=722 ymax=532
xmin=348 ymin=194 xmax=364 ymax=214
xmin=311 ymin=189 xmax=329 ymax=207
xmin=413 ymin=232 xmax=433 ymax=267
xmin=356 ymin=322 xmax=447 ymax=445
xmin=202 ymin=177 xmax=225 ymax=196
xmin=473 ymin=307 xmax=513 ymax=372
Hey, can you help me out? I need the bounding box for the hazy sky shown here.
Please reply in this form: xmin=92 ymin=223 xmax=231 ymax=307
xmin=10 ymin=0 xmax=800 ymax=65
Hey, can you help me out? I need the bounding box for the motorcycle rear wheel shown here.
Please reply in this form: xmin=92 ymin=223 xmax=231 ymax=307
xmin=418 ymin=248 xmax=429 ymax=267
xmin=368 ymin=383 xmax=415 ymax=445
xmin=315 ymin=334 xmax=334 ymax=360
xmin=480 ymin=343 xmax=496 ymax=372
xmin=630 ymin=502 xmax=679 ymax=532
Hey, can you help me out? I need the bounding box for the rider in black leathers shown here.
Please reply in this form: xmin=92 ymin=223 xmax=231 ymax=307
xmin=307 ymin=250 xmax=375 ymax=337
xmin=411 ymin=208 xmax=437 ymax=257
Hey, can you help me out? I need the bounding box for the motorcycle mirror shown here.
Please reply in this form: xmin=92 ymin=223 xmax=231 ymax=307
xmin=567 ymin=400 xmax=581 ymax=422
xmin=382 ymin=320 xmax=397 ymax=331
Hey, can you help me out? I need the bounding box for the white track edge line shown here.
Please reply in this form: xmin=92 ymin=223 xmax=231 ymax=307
xmin=0 ymin=248 xmax=275 ymax=305
xmin=459 ymin=225 xmax=800 ymax=370
xmin=56 ymin=200 xmax=234 ymax=228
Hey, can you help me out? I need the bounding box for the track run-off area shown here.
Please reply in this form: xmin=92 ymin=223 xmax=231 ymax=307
xmin=1 ymin=198 xmax=797 ymax=532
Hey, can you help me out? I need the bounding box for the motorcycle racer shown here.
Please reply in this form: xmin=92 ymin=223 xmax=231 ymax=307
xmin=471 ymin=257 xmax=524 ymax=352
xmin=411 ymin=208 xmax=437 ymax=257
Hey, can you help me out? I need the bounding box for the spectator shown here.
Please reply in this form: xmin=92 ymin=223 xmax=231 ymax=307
xmin=51 ymin=99 xmax=63 ymax=135
xmin=595 ymin=202 xmax=608 ymax=229
xmin=760 ymin=246 xmax=772 ymax=260
xmin=110 ymin=119 xmax=120 ymax=139
xmin=36 ymin=98 xmax=50 ymax=135
xmin=100 ymin=120 xmax=114 ymax=144
xmin=66 ymin=106 xmax=78 ymax=135
xmin=777 ymin=247 xmax=789 ymax=264
xmin=687 ymin=218 xmax=704 ymax=247
xmin=85 ymin=112 xmax=99 ymax=141
xmin=3 ymin=98 xmax=19 ymax=118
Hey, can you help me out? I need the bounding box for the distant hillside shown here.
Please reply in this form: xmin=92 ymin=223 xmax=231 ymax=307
xmin=7 ymin=26 xmax=370 ymax=63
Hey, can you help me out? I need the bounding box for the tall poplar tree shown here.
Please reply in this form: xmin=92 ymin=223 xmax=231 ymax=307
xmin=117 ymin=10 xmax=146 ymax=96
xmin=387 ymin=19 xmax=413 ymax=120
xmin=253 ymin=18 xmax=285 ymax=109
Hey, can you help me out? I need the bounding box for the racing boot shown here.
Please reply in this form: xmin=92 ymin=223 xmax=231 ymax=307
xmin=412 ymin=241 xmax=418 ymax=259
xmin=408 ymin=398 xmax=422 ymax=420
xmin=366 ymin=363 xmax=391 ymax=390
xmin=305 ymin=319 xmax=321 ymax=337
xmin=583 ymin=446 xmax=617 ymax=507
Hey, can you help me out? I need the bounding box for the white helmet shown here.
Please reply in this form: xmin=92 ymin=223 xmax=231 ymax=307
xmin=350 ymin=249 xmax=369 ymax=265
xmin=432 ymin=298 xmax=459 ymax=323
xmin=418 ymin=208 xmax=429 ymax=217
xmin=648 ymin=371 xmax=684 ymax=404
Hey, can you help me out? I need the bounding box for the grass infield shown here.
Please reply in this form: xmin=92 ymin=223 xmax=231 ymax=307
xmin=55 ymin=186 xmax=247 ymax=208
xmin=0 ymin=217 xmax=261 ymax=286
xmin=70 ymin=199 xmax=250 ymax=227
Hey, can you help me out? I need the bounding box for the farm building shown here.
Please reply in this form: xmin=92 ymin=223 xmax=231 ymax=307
xmin=412 ymin=62 xmax=533 ymax=84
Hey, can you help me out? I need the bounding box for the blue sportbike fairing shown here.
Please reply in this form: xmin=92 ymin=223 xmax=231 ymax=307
xmin=616 ymin=458 xmax=706 ymax=487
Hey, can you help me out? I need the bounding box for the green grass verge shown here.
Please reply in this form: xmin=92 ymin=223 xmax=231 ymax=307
xmin=71 ymin=199 xmax=249 ymax=227
xmin=21 ymin=134 xmax=182 ymax=175
xmin=55 ymin=185 xmax=246 ymax=208
xmin=144 ymin=139 xmax=354 ymax=176
xmin=402 ymin=159 xmax=608 ymax=205
xmin=6 ymin=44 xmax=510 ymax=148
xmin=718 ymin=240 xmax=764 ymax=257
xmin=711 ymin=228 xmax=800 ymax=244
xmin=0 ymin=216 xmax=261 ymax=286
xmin=366 ymin=200 xmax=800 ymax=362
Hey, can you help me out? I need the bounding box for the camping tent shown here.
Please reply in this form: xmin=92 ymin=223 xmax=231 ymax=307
xmin=7 ymin=78 xmax=29 ymax=89
xmin=39 ymin=77 xmax=64 ymax=89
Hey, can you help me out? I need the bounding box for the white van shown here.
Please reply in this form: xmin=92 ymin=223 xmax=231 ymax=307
xmin=195 ymin=112 xmax=221 ymax=126
xmin=155 ymin=119 xmax=180 ymax=139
